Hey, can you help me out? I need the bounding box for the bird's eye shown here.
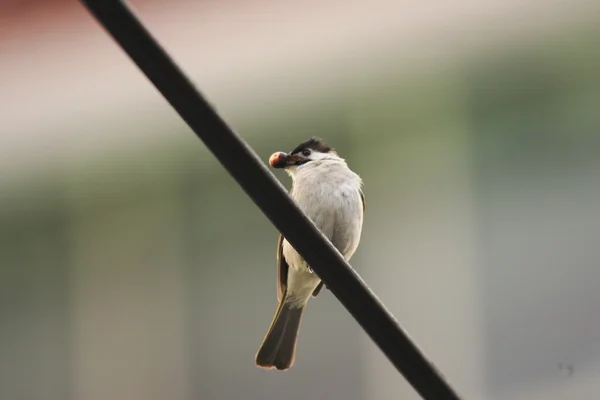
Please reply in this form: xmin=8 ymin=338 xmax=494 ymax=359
xmin=301 ymin=149 xmax=311 ymax=157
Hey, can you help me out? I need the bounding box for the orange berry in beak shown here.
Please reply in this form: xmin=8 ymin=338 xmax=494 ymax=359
xmin=269 ymin=152 xmax=288 ymax=168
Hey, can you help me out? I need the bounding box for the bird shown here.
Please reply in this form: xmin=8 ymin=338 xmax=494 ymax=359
xmin=255 ymin=137 xmax=365 ymax=371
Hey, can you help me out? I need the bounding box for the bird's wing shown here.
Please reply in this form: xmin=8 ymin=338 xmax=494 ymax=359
xmin=360 ymin=187 xmax=366 ymax=214
xmin=277 ymin=233 xmax=325 ymax=299
xmin=276 ymin=233 xmax=288 ymax=302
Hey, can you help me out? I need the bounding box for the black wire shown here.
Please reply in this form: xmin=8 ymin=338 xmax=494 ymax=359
xmin=79 ymin=1 xmax=464 ymax=398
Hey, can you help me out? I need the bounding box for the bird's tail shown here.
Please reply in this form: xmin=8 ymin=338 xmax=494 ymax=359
xmin=255 ymin=295 xmax=306 ymax=370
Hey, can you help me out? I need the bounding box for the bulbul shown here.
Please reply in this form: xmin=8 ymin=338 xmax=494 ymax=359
xmin=255 ymin=137 xmax=365 ymax=371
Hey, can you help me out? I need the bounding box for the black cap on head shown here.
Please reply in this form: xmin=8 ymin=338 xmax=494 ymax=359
xmin=289 ymin=137 xmax=333 ymax=155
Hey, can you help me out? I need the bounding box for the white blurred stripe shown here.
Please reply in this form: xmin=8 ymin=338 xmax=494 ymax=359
xmin=0 ymin=0 xmax=599 ymax=179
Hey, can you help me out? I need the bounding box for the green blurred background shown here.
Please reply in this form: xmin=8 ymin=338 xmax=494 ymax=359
xmin=1 ymin=1 xmax=600 ymax=399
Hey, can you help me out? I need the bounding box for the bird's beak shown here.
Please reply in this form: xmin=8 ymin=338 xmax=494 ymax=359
xmin=269 ymin=152 xmax=305 ymax=169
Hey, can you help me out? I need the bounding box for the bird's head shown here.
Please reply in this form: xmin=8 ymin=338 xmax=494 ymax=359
xmin=268 ymin=137 xmax=340 ymax=174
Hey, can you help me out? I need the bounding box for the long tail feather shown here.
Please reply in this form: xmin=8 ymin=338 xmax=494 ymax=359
xmin=255 ymin=295 xmax=305 ymax=370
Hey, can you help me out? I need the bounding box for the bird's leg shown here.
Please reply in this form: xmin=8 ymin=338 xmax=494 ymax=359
xmin=303 ymin=260 xmax=314 ymax=274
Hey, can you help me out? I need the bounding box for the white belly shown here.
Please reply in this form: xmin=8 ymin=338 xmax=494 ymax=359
xmin=283 ymin=161 xmax=364 ymax=272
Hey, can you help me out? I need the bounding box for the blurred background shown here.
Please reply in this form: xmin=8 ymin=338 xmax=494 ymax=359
xmin=1 ymin=0 xmax=600 ymax=399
